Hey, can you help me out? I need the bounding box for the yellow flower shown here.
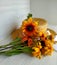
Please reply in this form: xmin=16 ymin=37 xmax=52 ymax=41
xmin=36 ymin=42 xmax=42 ymax=49
xmin=45 ymin=40 xmax=53 ymax=46
xmin=32 ymin=45 xmax=42 ymax=59
xmin=32 ymin=47 xmax=40 ymax=52
xmin=21 ymin=17 xmax=38 ymax=36
xmin=42 ymin=39 xmax=54 ymax=55
xmin=38 ymin=32 xmax=42 ymax=36
xmin=44 ymin=45 xmax=54 ymax=55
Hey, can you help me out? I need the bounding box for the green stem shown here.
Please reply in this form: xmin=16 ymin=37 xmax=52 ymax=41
xmin=0 ymin=38 xmax=32 ymax=56
xmin=0 ymin=38 xmax=21 ymax=50
xmin=0 ymin=46 xmax=32 ymax=56
xmin=0 ymin=44 xmax=11 ymax=48
xmin=0 ymin=49 xmax=23 ymax=56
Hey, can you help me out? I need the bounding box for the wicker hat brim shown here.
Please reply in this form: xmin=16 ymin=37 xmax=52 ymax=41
xmin=47 ymin=28 xmax=57 ymax=43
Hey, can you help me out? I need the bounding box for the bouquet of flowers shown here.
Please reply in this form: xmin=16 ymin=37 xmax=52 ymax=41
xmin=0 ymin=14 xmax=56 ymax=59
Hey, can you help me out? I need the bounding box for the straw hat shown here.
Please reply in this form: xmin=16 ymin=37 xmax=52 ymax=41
xmin=11 ymin=18 xmax=57 ymax=41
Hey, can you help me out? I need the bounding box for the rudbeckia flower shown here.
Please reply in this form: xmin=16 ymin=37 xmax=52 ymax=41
xmin=32 ymin=46 xmax=41 ymax=59
xmin=41 ymin=39 xmax=54 ymax=55
xmin=22 ymin=36 xmax=33 ymax=47
xmin=32 ymin=42 xmax=42 ymax=59
xmin=21 ymin=17 xmax=38 ymax=36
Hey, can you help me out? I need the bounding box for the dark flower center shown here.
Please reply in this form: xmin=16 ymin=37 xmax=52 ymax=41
xmin=41 ymin=41 xmax=45 ymax=47
xmin=26 ymin=25 xmax=34 ymax=31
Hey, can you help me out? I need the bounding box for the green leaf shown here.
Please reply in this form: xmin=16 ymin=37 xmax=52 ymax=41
xmin=27 ymin=13 xmax=32 ymax=19
xmin=22 ymin=46 xmax=33 ymax=53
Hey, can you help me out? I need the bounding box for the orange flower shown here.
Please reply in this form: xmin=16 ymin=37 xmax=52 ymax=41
xmin=22 ymin=36 xmax=33 ymax=47
xmin=40 ymin=33 xmax=47 ymax=41
xmin=21 ymin=17 xmax=38 ymax=36
xmin=22 ymin=36 xmax=28 ymax=42
xmin=28 ymin=38 xmax=33 ymax=47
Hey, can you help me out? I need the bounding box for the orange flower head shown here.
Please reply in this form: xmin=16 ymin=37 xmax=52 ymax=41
xmin=22 ymin=36 xmax=33 ymax=47
xmin=21 ymin=17 xmax=38 ymax=36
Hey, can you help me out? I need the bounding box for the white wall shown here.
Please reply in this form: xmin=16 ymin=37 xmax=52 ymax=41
xmin=0 ymin=0 xmax=57 ymax=40
xmin=30 ymin=0 xmax=57 ymax=25
xmin=0 ymin=0 xmax=30 ymax=40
